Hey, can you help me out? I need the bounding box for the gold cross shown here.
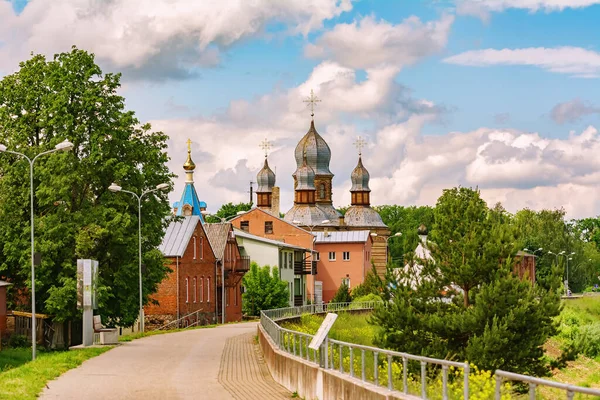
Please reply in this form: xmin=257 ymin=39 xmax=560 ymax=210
xmin=259 ymin=138 xmax=271 ymax=158
xmin=303 ymin=89 xmax=321 ymax=118
xmin=186 ymin=138 xmax=192 ymax=153
xmin=353 ymin=136 xmax=367 ymax=155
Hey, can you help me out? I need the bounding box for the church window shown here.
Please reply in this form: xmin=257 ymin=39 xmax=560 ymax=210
xmin=185 ymin=277 xmax=189 ymax=303
xmin=193 ymin=277 xmax=197 ymax=303
xmin=241 ymin=221 xmax=249 ymax=232
xmin=319 ymin=184 xmax=326 ymax=199
xmin=265 ymin=221 xmax=273 ymax=234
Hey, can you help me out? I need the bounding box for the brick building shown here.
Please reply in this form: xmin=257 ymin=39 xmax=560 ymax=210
xmin=145 ymin=215 xmax=218 ymax=328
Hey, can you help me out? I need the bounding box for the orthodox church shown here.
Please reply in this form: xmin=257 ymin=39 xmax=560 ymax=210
xmin=255 ymin=97 xmax=390 ymax=276
xmin=172 ymin=139 xmax=207 ymax=220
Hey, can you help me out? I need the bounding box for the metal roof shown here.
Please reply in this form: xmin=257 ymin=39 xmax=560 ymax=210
xmin=204 ymin=223 xmax=231 ymax=261
xmin=234 ymin=228 xmax=309 ymax=252
xmin=314 ymin=230 xmax=371 ymax=244
xmin=159 ymin=216 xmax=201 ymax=257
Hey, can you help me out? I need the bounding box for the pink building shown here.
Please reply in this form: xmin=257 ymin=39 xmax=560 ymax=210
xmin=313 ymin=231 xmax=373 ymax=302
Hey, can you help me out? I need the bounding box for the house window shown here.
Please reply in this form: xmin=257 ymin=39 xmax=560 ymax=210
xmin=314 ymin=252 xmax=320 ymax=261
xmin=200 ymin=277 xmax=204 ymax=302
xmin=342 ymin=277 xmax=350 ymax=288
xmin=200 ymin=237 xmax=203 ymax=259
xmin=265 ymin=221 xmax=273 ymax=234
xmin=207 ymin=277 xmax=211 ymax=302
xmin=193 ymin=277 xmax=197 ymax=303
xmin=329 ymin=252 xmax=336 ymax=261
xmin=343 ymin=251 xmax=350 ymax=261
xmin=240 ymin=221 xmax=249 ymax=232
xmin=193 ymin=236 xmax=197 ymax=259
xmin=185 ymin=277 xmax=189 ymax=303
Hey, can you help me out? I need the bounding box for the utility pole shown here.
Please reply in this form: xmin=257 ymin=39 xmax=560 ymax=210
xmin=248 ymin=181 xmax=255 ymax=206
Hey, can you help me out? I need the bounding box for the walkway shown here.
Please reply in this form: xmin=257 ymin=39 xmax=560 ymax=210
xmin=41 ymin=322 xmax=291 ymax=400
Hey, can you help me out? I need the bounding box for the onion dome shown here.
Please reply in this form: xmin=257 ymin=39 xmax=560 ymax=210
xmin=350 ymin=156 xmax=370 ymax=192
xmin=183 ymin=139 xmax=196 ymax=171
xmin=294 ymin=120 xmax=332 ymax=176
xmin=417 ymin=224 xmax=428 ymax=236
xmin=256 ymin=158 xmax=276 ymax=193
xmin=295 ymin=153 xmax=316 ymax=190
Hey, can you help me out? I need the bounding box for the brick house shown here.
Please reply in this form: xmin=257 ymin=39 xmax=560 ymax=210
xmin=144 ymin=215 xmax=218 ymax=329
xmin=204 ymin=223 xmax=249 ymax=323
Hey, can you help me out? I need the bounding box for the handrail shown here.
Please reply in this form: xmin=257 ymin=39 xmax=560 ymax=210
xmin=153 ymin=310 xmax=205 ymax=331
xmin=495 ymin=370 xmax=600 ymax=399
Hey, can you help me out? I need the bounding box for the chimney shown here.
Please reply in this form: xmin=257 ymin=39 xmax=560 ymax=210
xmin=271 ymin=186 xmax=280 ymax=217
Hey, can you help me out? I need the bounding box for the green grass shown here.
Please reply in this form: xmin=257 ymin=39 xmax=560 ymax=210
xmin=0 ymin=347 xmax=32 ymax=372
xmin=0 ymin=347 xmax=112 ymax=399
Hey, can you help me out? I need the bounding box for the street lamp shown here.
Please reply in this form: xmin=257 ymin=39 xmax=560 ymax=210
xmin=108 ymin=182 xmax=170 ymax=333
xmin=292 ymin=219 xmax=330 ymax=303
xmin=371 ymin=232 xmax=402 ymax=265
xmin=200 ymin=210 xmax=246 ymax=324
xmin=0 ymin=139 xmax=73 ymax=360
xmin=524 ymin=247 xmax=543 ymax=254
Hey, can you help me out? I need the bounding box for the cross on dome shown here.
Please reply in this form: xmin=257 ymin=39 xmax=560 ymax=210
xmin=303 ymin=89 xmax=321 ymax=119
xmin=353 ymin=136 xmax=367 ymax=156
xmin=259 ymin=138 xmax=272 ymax=158
xmin=186 ymin=138 xmax=192 ymax=153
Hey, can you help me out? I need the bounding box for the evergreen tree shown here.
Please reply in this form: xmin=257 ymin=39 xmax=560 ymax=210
xmin=331 ymin=283 xmax=352 ymax=303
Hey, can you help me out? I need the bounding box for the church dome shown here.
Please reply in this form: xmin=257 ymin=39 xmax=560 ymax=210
xmin=295 ymin=154 xmax=316 ymax=190
xmin=350 ymin=156 xmax=370 ymax=192
xmin=256 ymin=158 xmax=275 ymax=193
xmin=294 ymin=120 xmax=332 ymax=176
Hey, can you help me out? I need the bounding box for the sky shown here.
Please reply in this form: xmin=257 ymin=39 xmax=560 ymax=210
xmin=2 ymin=0 xmax=600 ymax=218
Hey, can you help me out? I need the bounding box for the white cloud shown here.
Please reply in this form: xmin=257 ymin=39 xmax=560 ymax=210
xmin=456 ymin=0 xmax=600 ymax=21
xmin=550 ymin=99 xmax=600 ymax=124
xmin=444 ymin=47 xmax=600 ymax=78
xmin=0 ymin=0 xmax=353 ymax=80
xmin=305 ymin=14 xmax=454 ymax=70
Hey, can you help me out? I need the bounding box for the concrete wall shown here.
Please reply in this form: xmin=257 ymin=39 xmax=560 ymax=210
xmin=258 ymin=323 xmax=419 ymax=400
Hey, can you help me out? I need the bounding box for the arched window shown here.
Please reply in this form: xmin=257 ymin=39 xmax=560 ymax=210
xmin=185 ymin=277 xmax=189 ymax=303
xmin=199 ymin=237 xmax=203 ymax=259
xmin=319 ymin=183 xmax=326 ymax=199
xmin=207 ymin=277 xmax=211 ymax=303
xmin=200 ymin=276 xmax=204 ymax=302
xmin=193 ymin=277 xmax=197 ymax=303
xmin=193 ymin=236 xmax=197 ymax=259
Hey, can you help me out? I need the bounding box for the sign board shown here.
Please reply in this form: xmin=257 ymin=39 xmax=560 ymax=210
xmin=77 ymin=259 xmax=99 ymax=310
xmin=308 ymin=312 xmax=337 ymax=351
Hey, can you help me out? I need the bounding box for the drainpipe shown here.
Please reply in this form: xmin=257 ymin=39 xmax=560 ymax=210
xmin=222 ymin=260 xmax=225 ymax=324
xmin=214 ymin=260 xmax=218 ymax=323
xmin=176 ymin=256 xmax=180 ymax=321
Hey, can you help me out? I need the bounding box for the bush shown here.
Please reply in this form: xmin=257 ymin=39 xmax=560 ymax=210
xmin=351 ymin=293 xmax=383 ymax=304
xmin=331 ymin=283 xmax=352 ymax=303
xmin=7 ymin=334 xmax=29 ymax=348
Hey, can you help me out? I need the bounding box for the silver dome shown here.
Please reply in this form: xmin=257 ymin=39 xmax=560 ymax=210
xmin=294 ymin=120 xmax=332 ymax=176
xmin=350 ymin=156 xmax=370 ymax=192
xmin=256 ymin=158 xmax=275 ymax=193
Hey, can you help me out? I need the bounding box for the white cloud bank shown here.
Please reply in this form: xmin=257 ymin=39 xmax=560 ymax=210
xmin=444 ymin=47 xmax=600 ymax=78
xmin=456 ymin=0 xmax=600 ymax=20
xmin=0 ymin=0 xmax=352 ymax=80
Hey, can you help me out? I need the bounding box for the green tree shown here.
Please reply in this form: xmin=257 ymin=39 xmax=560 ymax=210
xmin=372 ymin=187 xmax=562 ymax=376
xmin=242 ymin=262 xmax=289 ymax=316
xmin=351 ymin=264 xmax=383 ymax=298
xmin=0 ymin=48 xmax=173 ymax=325
xmin=204 ymin=202 xmax=252 ymax=223
xmin=331 ymin=283 xmax=352 ymax=303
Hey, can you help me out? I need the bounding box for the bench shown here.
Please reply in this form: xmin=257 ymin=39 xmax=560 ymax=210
xmin=93 ymin=315 xmax=118 ymax=345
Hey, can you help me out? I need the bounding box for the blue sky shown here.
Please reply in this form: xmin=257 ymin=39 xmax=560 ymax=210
xmin=2 ymin=0 xmax=600 ymax=217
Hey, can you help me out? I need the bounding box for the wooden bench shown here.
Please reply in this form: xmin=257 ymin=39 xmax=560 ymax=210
xmin=93 ymin=315 xmax=118 ymax=345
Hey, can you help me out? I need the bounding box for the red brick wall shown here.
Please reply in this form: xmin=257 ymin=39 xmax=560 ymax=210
xmin=223 ymin=240 xmax=244 ymax=323
xmin=0 ymin=286 xmax=7 ymax=332
xmin=145 ymin=221 xmax=217 ymax=326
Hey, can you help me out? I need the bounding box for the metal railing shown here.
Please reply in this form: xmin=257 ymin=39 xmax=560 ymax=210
xmin=153 ymin=310 xmax=208 ymax=331
xmin=260 ymin=302 xmax=600 ymax=400
xmin=495 ymin=370 xmax=600 ymax=399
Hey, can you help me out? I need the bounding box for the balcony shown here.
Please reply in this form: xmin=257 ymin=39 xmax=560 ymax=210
xmin=293 ymin=295 xmax=304 ymax=307
xmin=293 ymin=261 xmax=317 ymax=275
xmin=223 ymin=256 xmax=250 ymax=273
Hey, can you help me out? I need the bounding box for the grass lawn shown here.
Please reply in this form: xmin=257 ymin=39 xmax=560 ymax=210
xmin=0 ymin=347 xmax=112 ymax=399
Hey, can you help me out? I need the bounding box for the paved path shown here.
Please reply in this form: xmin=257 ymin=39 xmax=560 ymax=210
xmin=41 ymin=322 xmax=291 ymax=400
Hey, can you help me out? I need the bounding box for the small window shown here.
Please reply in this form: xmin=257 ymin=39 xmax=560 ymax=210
xmin=265 ymin=221 xmax=273 ymax=234
xmin=193 ymin=277 xmax=197 ymax=303
xmin=343 ymin=251 xmax=350 ymax=261
xmin=314 ymin=252 xmax=320 ymax=261
xmin=240 ymin=221 xmax=249 ymax=232
xmin=185 ymin=277 xmax=189 ymax=303
xmin=329 ymin=252 xmax=336 ymax=261
xmin=193 ymin=236 xmax=197 ymax=259
xmin=207 ymin=277 xmax=211 ymax=302
xmin=200 ymin=277 xmax=204 ymax=302
xmin=200 ymin=237 xmax=203 ymax=259
xmin=342 ymin=277 xmax=350 ymax=288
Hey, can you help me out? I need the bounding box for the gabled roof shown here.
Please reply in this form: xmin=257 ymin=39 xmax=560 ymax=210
xmin=204 ymin=223 xmax=232 ymax=261
xmin=233 ymin=228 xmax=309 ymax=252
xmin=0 ymin=280 xmax=12 ymax=288
xmin=230 ymin=207 xmax=313 ymax=235
xmin=314 ymin=230 xmax=371 ymax=244
xmin=159 ymin=216 xmax=201 ymax=257
xmin=175 ymin=183 xmax=205 ymax=220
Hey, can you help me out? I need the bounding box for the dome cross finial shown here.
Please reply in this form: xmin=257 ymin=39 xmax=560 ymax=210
xmin=187 ymin=138 xmax=192 ymax=153
xmin=303 ymin=89 xmax=321 ymax=120
xmin=259 ymin=138 xmax=271 ymax=158
xmin=353 ymin=136 xmax=367 ymax=156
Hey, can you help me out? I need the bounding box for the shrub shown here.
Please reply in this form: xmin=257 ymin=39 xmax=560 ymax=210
xmin=331 ymin=283 xmax=352 ymax=304
xmin=7 ymin=334 xmax=29 ymax=348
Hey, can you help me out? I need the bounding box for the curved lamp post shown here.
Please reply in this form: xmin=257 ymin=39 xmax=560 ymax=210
xmin=0 ymin=140 xmax=73 ymax=360
xmin=200 ymin=210 xmax=246 ymax=324
xmin=108 ymin=182 xmax=169 ymax=333
xmin=292 ymin=219 xmax=330 ymax=304
xmin=371 ymin=232 xmax=402 ymax=265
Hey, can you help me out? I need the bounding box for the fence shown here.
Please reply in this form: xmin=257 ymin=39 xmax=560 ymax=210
xmin=260 ymin=302 xmax=600 ymax=400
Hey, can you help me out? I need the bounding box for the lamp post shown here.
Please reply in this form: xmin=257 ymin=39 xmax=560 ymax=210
xmin=370 ymin=232 xmax=402 ymax=265
xmin=548 ymin=251 xmax=559 ymax=267
xmin=0 ymin=140 xmax=73 ymax=360
xmin=108 ymin=182 xmax=170 ymax=333
xmin=201 ymin=210 xmax=246 ymax=324
xmin=524 ymin=247 xmax=543 ymax=255
xmin=292 ymin=219 xmax=330 ymax=304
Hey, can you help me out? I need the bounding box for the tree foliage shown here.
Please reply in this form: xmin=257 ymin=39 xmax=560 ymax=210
xmin=0 ymin=48 xmax=173 ymax=325
xmin=372 ymin=187 xmax=562 ymax=376
xmin=331 ymin=282 xmax=352 ymax=303
xmin=241 ymin=262 xmax=289 ymax=316
xmin=204 ymin=202 xmax=252 ymax=223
